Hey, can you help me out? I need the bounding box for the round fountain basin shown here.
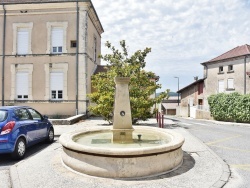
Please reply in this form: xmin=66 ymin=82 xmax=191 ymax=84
xmin=59 ymin=126 xmax=185 ymax=179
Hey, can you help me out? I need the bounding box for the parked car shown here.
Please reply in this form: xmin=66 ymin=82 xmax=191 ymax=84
xmin=0 ymin=106 xmax=54 ymax=159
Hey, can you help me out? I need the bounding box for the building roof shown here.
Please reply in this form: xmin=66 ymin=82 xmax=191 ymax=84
xmin=93 ymin=65 xmax=107 ymax=75
xmin=177 ymin=78 xmax=204 ymax=93
xmin=202 ymin=44 xmax=250 ymax=64
xmin=0 ymin=0 xmax=90 ymax=4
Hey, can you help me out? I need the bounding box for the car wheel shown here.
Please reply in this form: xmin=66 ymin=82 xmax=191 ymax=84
xmin=12 ymin=138 xmax=26 ymax=160
xmin=47 ymin=128 xmax=54 ymax=143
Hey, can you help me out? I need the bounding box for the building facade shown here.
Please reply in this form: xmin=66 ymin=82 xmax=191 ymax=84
xmin=202 ymin=44 xmax=250 ymax=106
xmin=160 ymin=92 xmax=179 ymax=115
xmin=0 ymin=0 xmax=104 ymax=116
xmin=177 ymin=44 xmax=250 ymax=119
xmin=177 ymin=78 xmax=205 ymax=117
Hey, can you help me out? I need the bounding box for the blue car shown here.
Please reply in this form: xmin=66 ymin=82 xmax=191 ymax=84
xmin=0 ymin=106 xmax=54 ymax=159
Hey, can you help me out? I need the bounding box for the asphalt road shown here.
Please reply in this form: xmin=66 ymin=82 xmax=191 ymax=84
xmin=166 ymin=116 xmax=250 ymax=188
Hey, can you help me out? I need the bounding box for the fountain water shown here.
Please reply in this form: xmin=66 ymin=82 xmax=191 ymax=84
xmin=59 ymin=77 xmax=184 ymax=179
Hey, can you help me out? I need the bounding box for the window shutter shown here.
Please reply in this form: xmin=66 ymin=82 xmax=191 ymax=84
xmin=228 ymin=79 xmax=234 ymax=89
xmin=218 ymin=80 xmax=224 ymax=93
xmin=17 ymin=28 xmax=29 ymax=55
xmin=50 ymin=72 xmax=63 ymax=91
xmin=51 ymin=27 xmax=63 ymax=48
xmin=198 ymin=82 xmax=203 ymax=95
xmin=16 ymin=72 xmax=29 ymax=98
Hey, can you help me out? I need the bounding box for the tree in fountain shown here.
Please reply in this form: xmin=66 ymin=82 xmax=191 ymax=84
xmin=88 ymin=40 xmax=169 ymax=124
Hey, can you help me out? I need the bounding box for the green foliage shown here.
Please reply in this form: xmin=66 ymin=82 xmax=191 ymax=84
xmin=88 ymin=40 xmax=169 ymax=124
xmin=208 ymin=92 xmax=250 ymax=123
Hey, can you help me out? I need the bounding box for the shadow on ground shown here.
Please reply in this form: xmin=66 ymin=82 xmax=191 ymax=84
xmin=122 ymin=151 xmax=195 ymax=181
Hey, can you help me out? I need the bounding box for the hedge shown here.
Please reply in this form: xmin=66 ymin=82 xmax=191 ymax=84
xmin=208 ymin=92 xmax=250 ymax=123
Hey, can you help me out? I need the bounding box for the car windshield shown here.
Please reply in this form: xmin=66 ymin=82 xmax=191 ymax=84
xmin=0 ymin=110 xmax=8 ymax=122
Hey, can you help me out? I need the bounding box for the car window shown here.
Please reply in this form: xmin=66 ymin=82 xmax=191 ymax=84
xmin=28 ymin=108 xmax=42 ymax=120
xmin=15 ymin=108 xmax=32 ymax=120
xmin=0 ymin=110 xmax=8 ymax=122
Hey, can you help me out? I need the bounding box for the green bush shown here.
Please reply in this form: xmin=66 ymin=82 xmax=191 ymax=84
xmin=208 ymin=92 xmax=250 ymax=123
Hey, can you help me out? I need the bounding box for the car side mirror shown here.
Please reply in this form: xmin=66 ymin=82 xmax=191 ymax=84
xmin=43 ymin=115 xmax=48 ymax=120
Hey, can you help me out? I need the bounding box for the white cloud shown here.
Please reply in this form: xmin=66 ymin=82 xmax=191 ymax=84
xmin=92 ymin=0 xmax=250 ymax=91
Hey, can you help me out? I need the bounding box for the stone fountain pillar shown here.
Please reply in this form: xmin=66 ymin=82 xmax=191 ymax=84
xmin=112 ymin=77 xmax=134 ymax=143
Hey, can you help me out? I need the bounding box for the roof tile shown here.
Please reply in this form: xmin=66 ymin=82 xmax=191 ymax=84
xmin=204 ymin=44 xmax=250 ymax=63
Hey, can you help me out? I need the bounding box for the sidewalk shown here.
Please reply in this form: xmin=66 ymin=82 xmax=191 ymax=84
xmin=10 ymin=117 xmax=230 ymax=188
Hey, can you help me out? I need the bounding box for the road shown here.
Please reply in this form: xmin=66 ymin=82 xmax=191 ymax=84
xmin=167 ymin=116 xmax=250 ymax=188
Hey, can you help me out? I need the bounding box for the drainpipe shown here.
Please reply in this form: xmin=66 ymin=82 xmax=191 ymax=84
xmin=244 ymin=56 xmax=246 ymax=94
xmin=84 ymin=10 xmax=88 ymax=115
xmin=204 ymin=64 xmax=208 ymax=79
xmin=2 ymin=5 xmax=6 ymax=106
xmin=75 ymin=1 xmax=79 ymax=115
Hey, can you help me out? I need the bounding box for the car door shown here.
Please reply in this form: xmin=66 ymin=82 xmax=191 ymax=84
xmin=15 ymin=108 xmax=37 ymax=143
xmin=27 ymin=108 xmax=47 ymax=139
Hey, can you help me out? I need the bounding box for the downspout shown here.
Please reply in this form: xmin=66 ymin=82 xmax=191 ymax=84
xmin=84 ymin=9 xmax=88 ymax=115
xmin=76 ymin=1 xmax=79 ymax=115
xmin=204 ymin=64 xmax=208 ymax=79
xmin=2 ymin=5 xmax=6 ymax=106
xmin=244 ymin=56 xmax=246 ymax=94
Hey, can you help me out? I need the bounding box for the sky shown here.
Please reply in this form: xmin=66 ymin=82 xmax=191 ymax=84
xmin=91 ymin=0 xmax=250 ymax=92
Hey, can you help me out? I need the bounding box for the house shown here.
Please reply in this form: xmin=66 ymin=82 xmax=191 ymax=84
xmin=177 ymin=44 xmax=250 ymax=119
xmin=0 ymin=0 xmax=104 ymax=117
xmin=201 ymin=44 xmax=250 ymax=106
xmin=177 ymin=78 xmax=206 ymax=118
xmin=160 ymin=92 xmax=179 ymax=115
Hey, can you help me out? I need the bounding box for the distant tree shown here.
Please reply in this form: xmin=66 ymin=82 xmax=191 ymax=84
xmin=88 ymin=40 xmax=169 ymax=124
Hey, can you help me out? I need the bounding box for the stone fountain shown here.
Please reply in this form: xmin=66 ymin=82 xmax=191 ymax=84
xmin=59 ymin=77 xmax=184 ymax=179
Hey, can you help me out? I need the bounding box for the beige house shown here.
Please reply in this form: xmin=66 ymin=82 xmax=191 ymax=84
xmin=202 ymin=44 xmax=250 ymax=106
xmin=0 ymin=0 xmax=104 ymax=117
xmin=178 ymin=44 xmax=250 ymax=119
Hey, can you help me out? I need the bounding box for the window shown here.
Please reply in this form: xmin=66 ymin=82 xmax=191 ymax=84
xmin=51 ymin=27 xmax=63 ymax=53
xmin=50 ymin=72 xmax=63 ymax=100
xmin=44 ymin=63 xmax=68 ymax=100
xmin=71 ymin=40 xmax=77 ymax=48
xmin=0 ymin=110 xmax=8 ymax=122
xmin=12 ymin=22 xmax=33 ymax=55
xmin=16 ymin=72 xmax=29 ymax=100
xmin=10 ymin=64 xmax=33 ymax=100
xmin=28 ymin=108 xmax=42 ymax=120
xmin=15 ymin=108 xmax=31 ymax=120
xmin=219 ymin=66 xmax=224 ymax=73
xmin=93 ymin=36 xmax=97 ymax=62
xmin=46 ymin=22 xmax=68 ymax=54
xmin=17 ymin=28 xmax=29 ymax=55
xmin=227 ymin=78 xmax=234 ymax=89
xmin=228 ymin=65 xmax=233 ymax=72
xmin=198 ymin=82 xmax=203 ymax=95
xmin=218 ymin=80 xmax=224 ymax=93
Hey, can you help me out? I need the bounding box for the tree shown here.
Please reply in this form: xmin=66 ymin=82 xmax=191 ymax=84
xmin=88 ymin=40 xmax=169 ymax=124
